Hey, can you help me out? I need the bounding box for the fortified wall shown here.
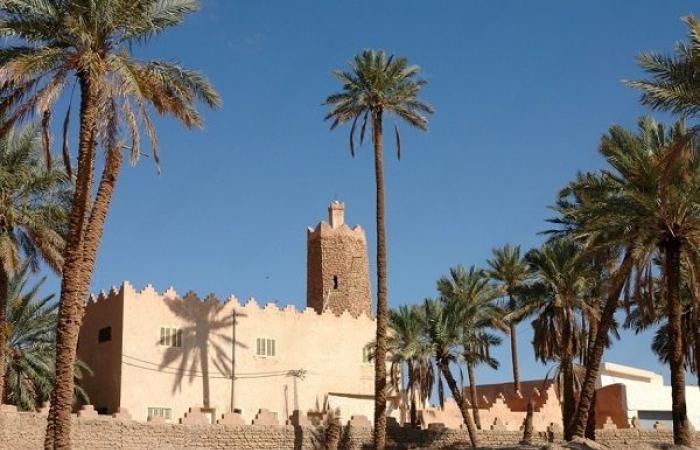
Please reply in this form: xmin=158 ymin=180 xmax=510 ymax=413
xmin=1 ymin=404 xmax=696 ymax=450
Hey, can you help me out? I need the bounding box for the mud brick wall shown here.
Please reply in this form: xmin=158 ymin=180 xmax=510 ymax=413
xmin=2 ymin=408 xmax=699 ymax=450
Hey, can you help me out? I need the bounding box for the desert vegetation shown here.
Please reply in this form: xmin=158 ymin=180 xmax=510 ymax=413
xmin=1 ymin=2 xmax=700 ymax=449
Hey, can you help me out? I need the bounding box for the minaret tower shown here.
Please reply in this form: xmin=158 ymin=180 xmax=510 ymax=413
xmin=306 ymin=201 xmax=371 ymax=317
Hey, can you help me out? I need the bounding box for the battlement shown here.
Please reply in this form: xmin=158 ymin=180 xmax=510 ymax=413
xmin=86 ymin=281 xmax=374 ymax=322
xmin=306 ymin=221 xmax=367 ymax=241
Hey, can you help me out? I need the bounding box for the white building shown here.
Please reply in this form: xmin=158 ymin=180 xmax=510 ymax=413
xmin=596 ymin=361 xmax=700 ymax=429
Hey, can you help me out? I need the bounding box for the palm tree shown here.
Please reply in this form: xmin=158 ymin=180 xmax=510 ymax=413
xmin=460 ymin=328 xmax=501 ymax=431
xmin=437 ymin=265 xmax=502 ymax=429
xmin=553 ymin=117 xmax=700 ymax=445
xmin=324 ymin=49 xmax=433 ymax=450
xmin=625 ymin=253 xmax=700 ymax=387
xmin=0 ymin=122 xmax=70 ymax=403
xmin=525 ymin=239 xmax=593 ymax=440
xmin=3 ymin=263 xmax=56 ymax=409
xmin=423 ymin=298 xmax=479 ymax=448
xmin=680 ymin=249 xmax=700 ymax=383
xmin=0 ymin=2 xmax=221 ymax=446
xmin=487 ymin=245 xmax=531 ymax=393
xmin=3 ymin=264 xmax=89 ymax=410
xmin=626 ymin=15 xmax=700 ymax=120
xmin=625 ymin=18 xmax=700 ymax=447
xmin=387 ymin=304 xmax=433 ymax=428
xmin=548 ymin=129 xmax=645 ymax=440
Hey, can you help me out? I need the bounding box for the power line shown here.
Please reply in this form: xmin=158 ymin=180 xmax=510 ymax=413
xmin=121 ymin=353 xmax=290 ymax=377
xmin=121 ymin=354 xmax=306 ymax=379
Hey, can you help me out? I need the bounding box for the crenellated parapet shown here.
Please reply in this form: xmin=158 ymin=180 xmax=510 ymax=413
xmin=306 ymin=221 xmax=367 ymax=242
xmin=86 ymin=281 xmax=375 ymax=323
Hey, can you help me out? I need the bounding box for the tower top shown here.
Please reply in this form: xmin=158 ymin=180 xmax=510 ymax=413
xmin=307 ymin=201 xmax=371 ymax=317
xmin=328 ymin=201 xmax=345 ymax=228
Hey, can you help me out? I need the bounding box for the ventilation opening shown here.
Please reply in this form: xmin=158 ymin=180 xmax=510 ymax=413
xmin=98 ymin=326 xmax=112 ymax=343
xmin=333 ymin=275 xmax=339 ymax=290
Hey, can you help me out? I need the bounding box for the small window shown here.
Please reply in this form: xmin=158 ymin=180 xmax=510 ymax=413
xmin=96 ymin=407 xmax=108 ymax=415
xmin=333 ymin=275 xmax=339 ymax=290
xmin=147 ymin=407 xmax=172 ymax=420
xmin=256 ymin=337 xmax=276 ymax=357
xmin=98 ymin=326 xmax=112 ymax=343
xmin=362 ymin=344 xmax=373 ymax=363
xmin=159 ymin=327 xmax=182 ymax=347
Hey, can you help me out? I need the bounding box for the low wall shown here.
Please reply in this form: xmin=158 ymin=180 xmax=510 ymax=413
xmin=0 ymin=409 xmax=321 ymax=450
xmin=1 ymin=406 xmax=697 ymax=449
xmin=341 ymin=426 xmax=554 ymax=450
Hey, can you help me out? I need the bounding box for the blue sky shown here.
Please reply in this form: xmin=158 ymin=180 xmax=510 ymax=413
xmin=40 ymin=1 xmax=700 ymax=386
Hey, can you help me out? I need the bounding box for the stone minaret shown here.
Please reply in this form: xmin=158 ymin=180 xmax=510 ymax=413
xmin=307 ymin=201 xmax=371 ymax=317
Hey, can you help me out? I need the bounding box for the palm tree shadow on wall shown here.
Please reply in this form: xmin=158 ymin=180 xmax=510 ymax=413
xmin=158 ymin=293 xmax=247 ymax=410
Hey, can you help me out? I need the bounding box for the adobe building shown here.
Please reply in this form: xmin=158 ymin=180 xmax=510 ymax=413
xmin=77 ymin=202 xmax=396 ymax=424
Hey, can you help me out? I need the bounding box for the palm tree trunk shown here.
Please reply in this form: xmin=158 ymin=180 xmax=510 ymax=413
xmin=371 ymin=108 xmax=389 ymax=450
xmin=409 ymin=388 xmax=417 ymax=428
xmin=585 ymin=390 xmax=597 ymax=440
xmin=508 ymin=315 xmax=520 ymax=393
xmin=80 ymin=148 xmax=122 ymax=283
xmin=665 ymin=238 xmax=693 ymax=446
xmin=521 ymin=397 xmax=534 ymax=444
xmin=561 ymin=310 xmax=576 ymax=441
xmin=407 ymin=360 xmax=417 ymax=428
xmin=584 ymin=315 xmax=598 ymax=441
xmin=570 ymin=250 xmax=634 ymax=438
xmin=0 ymin=269 xmax=8 ymax=403
xmin=467 ymin=362 xmax=481 ymax=429
xmin=46 ymin=148 xmax=122 ymax=449
xmin=438 ymin=359 xmax=478 ymax=448
xmin=45 ymin=73 xmax=100 ymax=450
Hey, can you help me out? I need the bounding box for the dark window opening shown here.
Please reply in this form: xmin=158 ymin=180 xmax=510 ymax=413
xmin=333 ymin=275 xmax=339 ymax=290
xmin=98 ymin=326 xmax=112 ymax=343
xmin=96 ymin=407 xmax=108 ymax=415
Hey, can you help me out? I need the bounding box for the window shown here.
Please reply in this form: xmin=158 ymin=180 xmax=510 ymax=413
xmin=98 ymin=326 xmax=111 ymax=343
xmin=256 ymin=338 xmax=276 ymax=357
xmin=147 ymin=407 xmax=172 ymax=420
xmin=333 ymin=275 xmax=339 ymax=290
xmin=159 ymin=327 xmax=182 ymax=347
xmin=362 ymin=344 xmax=373 ymax=363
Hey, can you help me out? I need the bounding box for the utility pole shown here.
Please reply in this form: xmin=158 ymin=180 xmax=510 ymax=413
xmin=288 ymin=369 xmax=307 ymax=412
xmin=230 ymin=308 xmax=237 ymax=413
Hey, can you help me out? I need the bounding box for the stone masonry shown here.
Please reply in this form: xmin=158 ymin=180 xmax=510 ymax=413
xmin=306 ymin=201 xmax=371 ymax=317
xmin=1 ymin=406 xmax=698 ymax=450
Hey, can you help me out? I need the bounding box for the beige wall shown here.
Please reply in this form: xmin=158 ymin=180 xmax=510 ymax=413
xmin=80 ymin=282 xmax=382 ymax=423
xmin=419 ymin=383 xmax=562 ymax=432
xmin=77 ymin=288 xmax=124 ymax=414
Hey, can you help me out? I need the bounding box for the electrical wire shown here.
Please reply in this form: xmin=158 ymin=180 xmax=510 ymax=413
xmin=121 ymin=354 xmax=303 ymax=379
